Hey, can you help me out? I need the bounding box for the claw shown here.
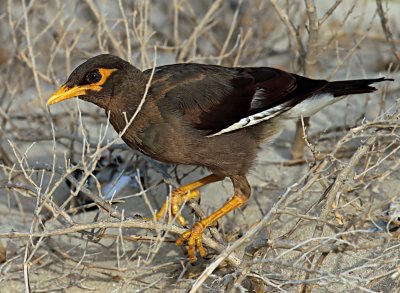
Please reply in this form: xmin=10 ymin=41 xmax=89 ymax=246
xmin=176 ymin=221 xmax=207 ymax=263
xmin=153 ymin=175 xmax=224 ymax=228
xmin=156 ymin=189 xmax=200 ymax=226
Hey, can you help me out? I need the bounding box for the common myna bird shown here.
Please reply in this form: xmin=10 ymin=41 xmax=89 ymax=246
xmin=47 ymin=54 xmax=392 ymax=262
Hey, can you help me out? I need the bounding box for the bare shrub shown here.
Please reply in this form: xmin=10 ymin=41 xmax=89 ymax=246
xmin=0 ymin=0 xmax=398 ymax=292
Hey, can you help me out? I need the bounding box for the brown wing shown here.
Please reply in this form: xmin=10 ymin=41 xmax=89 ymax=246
xmin=245 ymin=68 xmax=328 ymax=113
xmin=148 ymin=64 xmax=327 ymax=134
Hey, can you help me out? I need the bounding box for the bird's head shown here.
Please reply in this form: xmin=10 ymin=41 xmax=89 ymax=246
xmin=47 ymin=54 xmax=135 ymax=108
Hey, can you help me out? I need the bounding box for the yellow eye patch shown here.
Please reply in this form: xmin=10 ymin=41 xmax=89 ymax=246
xmin=92 ymin=68 xmax=118 ymax=87
xmin=46 ymin=68 xmax=117 ymax=106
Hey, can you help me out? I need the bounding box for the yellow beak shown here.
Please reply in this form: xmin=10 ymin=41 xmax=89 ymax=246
xmin=47 ymin=68 xmax=117 ymax=106
xmin=46 ymin=84 xmax=101 ymax=106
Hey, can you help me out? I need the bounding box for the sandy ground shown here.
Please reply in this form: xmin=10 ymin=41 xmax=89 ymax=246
xmin=1 ymin=93 xmax=399 ymax=292
xmin=1 ymin=1 xmax=400 ymax=292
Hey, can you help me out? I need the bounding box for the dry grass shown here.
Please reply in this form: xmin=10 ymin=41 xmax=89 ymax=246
xmin=0 ymin=0 xmax=399 ymax=292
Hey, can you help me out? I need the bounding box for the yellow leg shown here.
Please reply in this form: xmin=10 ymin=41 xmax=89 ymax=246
xmin=155 ymin=174 xmax=224 ymax=226
xmin=176 ymin=175 xmax=251 ymax=263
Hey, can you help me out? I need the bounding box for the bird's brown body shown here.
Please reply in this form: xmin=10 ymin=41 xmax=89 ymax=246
xmin=97 ymin=63 xmax=285 ymax=176
xmin=47 ymin=54 xmax=392 ymax=262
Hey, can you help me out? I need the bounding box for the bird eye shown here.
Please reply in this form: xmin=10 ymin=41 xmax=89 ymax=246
xmin=86 ymin=71 xmax=102 ymax=83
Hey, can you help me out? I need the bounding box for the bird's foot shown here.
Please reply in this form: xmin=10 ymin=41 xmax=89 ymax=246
xmin=176 ymin=220 xmax=207 ymax=263
xmin=155 ymin=189 xmax=201 ymax=226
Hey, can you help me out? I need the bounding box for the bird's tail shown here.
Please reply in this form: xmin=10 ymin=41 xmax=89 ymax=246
xmin=323 ymin=77 xmax=394 ymax=97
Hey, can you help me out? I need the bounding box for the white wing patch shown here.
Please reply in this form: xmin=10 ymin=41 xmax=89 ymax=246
xmin=207 ymin=93 xmax=335 ymax=137
xmin=207 ymin=104 xmax=288 ymax=137
xmin=284 ymin=93 xmax=334 ymax=118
